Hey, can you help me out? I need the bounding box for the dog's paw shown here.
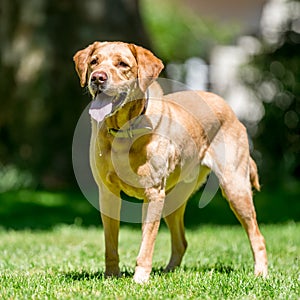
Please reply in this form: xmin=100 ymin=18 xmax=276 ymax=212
xmin=254 ymin=263 xmax=268 ymax=278
xmin=133 ymin=266 xmax=150 ymax=284
xmin=105 ymin=267 xmax=121 ymax=278
xmin=163 ymin=265 xmax=178 ymax=273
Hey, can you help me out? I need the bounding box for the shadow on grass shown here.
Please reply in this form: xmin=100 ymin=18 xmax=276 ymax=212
xmin=182 ymin=263 xmax=235 ymax=274
xmin=64 ymin=270 xmax=105 ymax=281
xmin=63 ymin=269 xmax=135 ymax=281
xmin=0 ymin=184 xmax=299 ymax=230
xmin=152 ymin=263 xmax=235 ymax=275
xmin=63 ymin=263 xmax=235 ymax=282
xmin=0 ymin=188 xmax=100 ymax=230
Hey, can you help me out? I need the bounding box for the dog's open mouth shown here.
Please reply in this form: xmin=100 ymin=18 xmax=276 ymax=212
xmin=89 ymin=91 xmax=127 ymax=123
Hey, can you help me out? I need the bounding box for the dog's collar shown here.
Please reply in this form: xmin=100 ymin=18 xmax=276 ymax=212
xmin=107 ymin=90 xmax=152 ymax=138
xmin=108 ymin=124 xmax=152 ymax=138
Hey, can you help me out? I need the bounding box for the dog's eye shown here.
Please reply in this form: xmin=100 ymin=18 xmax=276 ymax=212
xmin=118 ymin=61 xmax=129 ymax=68
xmin=90 ymin=58 xmax=98 ymax=65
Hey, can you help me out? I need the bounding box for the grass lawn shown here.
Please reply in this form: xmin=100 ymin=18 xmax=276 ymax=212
xmin=0 ymin=189 xmax=299 ymax=299
xmin=0 ymin=222 xmax=299 ymax=299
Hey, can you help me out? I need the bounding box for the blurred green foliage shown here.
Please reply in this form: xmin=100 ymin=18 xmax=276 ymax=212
xmin=0 ymin=0 xmax=299 ymax=197
xmin=0 ymin=164 xmax=34 ymax=192
xmin=141 ymin=0 xmax=239 ymax=62
xmin=242 ymin=16 xmax=300 ymax=186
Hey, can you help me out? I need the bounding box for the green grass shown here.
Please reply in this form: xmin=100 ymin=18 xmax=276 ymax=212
xmin=0 ymin=223 xmax=299 ymax=299
xmin=0 ymin=188 xmax=299 ymax=298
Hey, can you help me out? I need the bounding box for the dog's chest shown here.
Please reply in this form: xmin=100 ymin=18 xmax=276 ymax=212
xmin=94 ymin=133 xmax=182 ymax=197
xmin=94 ymin=134 xmax=150 ymax=195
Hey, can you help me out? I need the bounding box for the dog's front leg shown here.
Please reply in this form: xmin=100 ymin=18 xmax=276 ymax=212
xmin=99 ymin=187 xmax=121 ymax=277
xmin=134 ymin=187 xmax=165 ymax=284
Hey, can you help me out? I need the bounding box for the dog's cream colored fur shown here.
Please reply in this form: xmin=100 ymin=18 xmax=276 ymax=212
xmin=73 ymin=41 xmax=267 ymax=283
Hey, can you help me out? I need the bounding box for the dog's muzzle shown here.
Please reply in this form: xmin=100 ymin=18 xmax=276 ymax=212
xmin=89 ymin=70 xmax=108 ymax=96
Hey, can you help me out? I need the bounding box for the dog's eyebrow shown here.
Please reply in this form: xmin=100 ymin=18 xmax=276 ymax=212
xmin=113 ymin=54 xmax=125 ymax=61
xmin=113 ymin=54 xmax=131 ymax=65
xmin=91 ymin=53 xmax=104 ymax=62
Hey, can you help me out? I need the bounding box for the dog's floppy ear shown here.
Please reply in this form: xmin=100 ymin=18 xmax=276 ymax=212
xmin=129 ymin=44 xmax=164 ymax=92
xmin=73 ymin=42 xmax=98 ymax=87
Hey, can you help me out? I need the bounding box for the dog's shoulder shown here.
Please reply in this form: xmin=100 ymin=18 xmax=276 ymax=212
xmin=148 ymin=81 xmax=163 ymax=99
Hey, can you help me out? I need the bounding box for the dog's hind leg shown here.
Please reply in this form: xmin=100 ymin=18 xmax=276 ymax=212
xmin=204 ymin=124 xmax=267 ymax=277
xmin=221 ymin=182 xmax=267 ymax=277
xmin=217 ymin=162 xmax=268 ymax=277
xmin=163 ymin=202 xmax=188 ymax=272
xmin=162 ymin=167 xmax=210 ymax=272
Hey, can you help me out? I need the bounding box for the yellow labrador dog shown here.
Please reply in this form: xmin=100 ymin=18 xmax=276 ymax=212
xmin=73 ymin=41 xmax=267 ymax=283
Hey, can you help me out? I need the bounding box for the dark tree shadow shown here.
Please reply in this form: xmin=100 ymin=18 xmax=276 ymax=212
xmin=1 ymin=184 xmax=299 ymax=231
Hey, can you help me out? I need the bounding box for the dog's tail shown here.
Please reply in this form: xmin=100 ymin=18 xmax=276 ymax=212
xmin=250 ymin=157 xmax=260 ymax=191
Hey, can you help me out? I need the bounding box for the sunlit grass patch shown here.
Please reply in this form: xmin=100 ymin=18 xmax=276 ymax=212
xmin=0 ymin=223 xmax=299 ymax=299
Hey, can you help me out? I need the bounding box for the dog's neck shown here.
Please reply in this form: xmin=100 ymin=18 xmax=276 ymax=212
xmin=104 ymin=91 xmax=148 ymax=133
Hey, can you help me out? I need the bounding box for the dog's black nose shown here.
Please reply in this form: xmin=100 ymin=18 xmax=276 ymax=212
xmin=91 ymin=71 xmax=108 ymax=84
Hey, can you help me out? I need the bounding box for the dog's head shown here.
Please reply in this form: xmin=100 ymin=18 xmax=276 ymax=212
xmin=73 ymin=41 xmax=164 ymax=97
